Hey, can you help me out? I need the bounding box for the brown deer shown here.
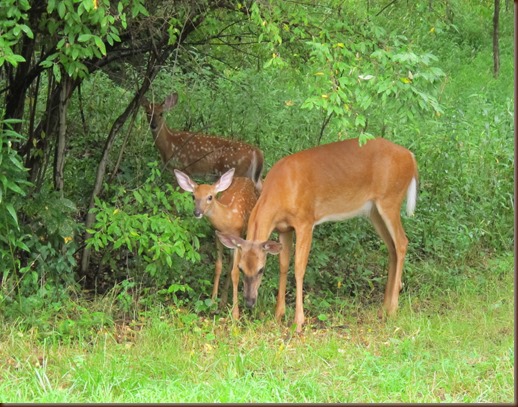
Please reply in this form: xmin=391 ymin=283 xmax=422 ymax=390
xmin=217 ymin=137 xmax=418 ymax=332
xmin=142 ymin=93 xmax=264 ymax=191
xmin=174 ymin=168 xmax=258 ymax=319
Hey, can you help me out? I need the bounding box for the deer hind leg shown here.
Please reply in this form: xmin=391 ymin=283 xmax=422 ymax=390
xmin=275 ymin=230 xmax=293 ymax=322
xmin=370 ymin=203 xmax=408 ymax=316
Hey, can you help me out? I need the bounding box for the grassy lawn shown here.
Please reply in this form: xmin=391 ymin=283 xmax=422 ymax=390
xmin=0 ymin=254 xmax=514 ymax=403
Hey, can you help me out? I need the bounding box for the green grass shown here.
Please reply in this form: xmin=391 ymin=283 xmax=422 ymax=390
xmin=0 ymin=254 xmax=514 ymax=403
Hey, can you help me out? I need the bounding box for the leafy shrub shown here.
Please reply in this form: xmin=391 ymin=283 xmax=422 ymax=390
xmin=0 ymin=119 xmax=31 ymax=276
xmin=86 ymin=162 xmax=206 ymax=287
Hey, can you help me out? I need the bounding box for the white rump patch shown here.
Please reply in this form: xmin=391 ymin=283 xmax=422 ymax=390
xmin=406 ymin=177 xmax=417 ymax=216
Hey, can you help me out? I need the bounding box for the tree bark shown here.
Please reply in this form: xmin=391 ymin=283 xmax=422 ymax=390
xmin=54 ymin=75 xmax=72 ymax=194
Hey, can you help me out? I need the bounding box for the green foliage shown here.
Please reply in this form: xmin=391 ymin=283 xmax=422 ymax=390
xmin=86 ymin=163 xmax=204 ymax=285
xmin=18 ymin=189 xmax=80 ymax=292
xmin=1 ymin=188 xmax=80 ymax=319
xmin=0 ymin=0 xmax=34 ymax=67
xmin=0 ymin=119 xmax=81 ymax=314
xmin=0 ymin=119 xmax=31 ymax=274
xmin=37 ymin=0 xmax=148 ymax=79
xmin=301 ymin=24 xmax=444 ymax=141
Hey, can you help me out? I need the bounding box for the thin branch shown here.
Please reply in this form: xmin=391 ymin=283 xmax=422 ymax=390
xmin=376 ymin=0 xmax=399 ymax=17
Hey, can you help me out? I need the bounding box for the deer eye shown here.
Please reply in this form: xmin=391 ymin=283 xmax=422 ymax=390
xmin=207 ymin=195 xmax=213 ymax=202
xmin=258 ymin=267 xmax=264 ymax=275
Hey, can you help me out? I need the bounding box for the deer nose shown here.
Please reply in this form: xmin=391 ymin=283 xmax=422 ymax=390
xmin=245 ymin=297 xmax=256 ymax=308
xmin=193 ymin=209 xmax=203 ymax=219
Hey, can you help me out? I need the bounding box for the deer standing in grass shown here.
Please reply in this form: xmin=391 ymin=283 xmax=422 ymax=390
xmin=142 ymin=93 xmax=264 ymax=191
xmin=217 ymin=137 xmax=418 ymax=333
xmin=174 ymin=168 xmax=258 ymax=318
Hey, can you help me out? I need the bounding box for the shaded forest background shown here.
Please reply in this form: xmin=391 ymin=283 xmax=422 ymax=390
xmin=0 ymin=0 xmax=513 ymax=321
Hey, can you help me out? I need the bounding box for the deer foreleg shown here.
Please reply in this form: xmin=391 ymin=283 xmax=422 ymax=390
xmin=275 ymin=231 xmax=293 ymax=321
xmin=231 ymin=249 xmax=240 ymax=320
xmin=212 ymin=237 xmax=224 ymax=301
xmin=293 ymin=226 xmax=313 ymax=332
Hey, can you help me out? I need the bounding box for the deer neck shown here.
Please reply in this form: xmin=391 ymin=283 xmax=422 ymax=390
xmin=205 ymin=199 xmax=235 ymax=233
xmin=152 ymin=121 xmax=182 ymax=161
xmin=245 ymin=198 xmax=278 ymax=242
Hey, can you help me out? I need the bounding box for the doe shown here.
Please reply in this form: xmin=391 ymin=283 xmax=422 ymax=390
xmin=217 ymin=137 xmax=418 ymax=332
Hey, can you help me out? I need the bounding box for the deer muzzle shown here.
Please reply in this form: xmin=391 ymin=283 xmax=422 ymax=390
xmin=243 ymin=275 xmax=259 ymax=308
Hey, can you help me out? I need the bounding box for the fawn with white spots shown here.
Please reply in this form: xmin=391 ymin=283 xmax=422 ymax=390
xmin=142 ymin=93 xmax=263 ymax=191
xmin=174 ymin=168 xmax=258 ymax=318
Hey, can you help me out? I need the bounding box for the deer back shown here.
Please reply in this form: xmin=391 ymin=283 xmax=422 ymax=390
xmin=246 ymin=137 xmax=418 ymax=239
xmin=142 ymin=93 xmax=264 ymax=189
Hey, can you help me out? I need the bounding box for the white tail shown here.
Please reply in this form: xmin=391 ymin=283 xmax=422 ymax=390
xmin=142 ymin=93 xmax=264 ymax=191
xmin=174 ymin=168 xmax=258 ymax=319
xmin=217 ymin=137 xmax=418 ymax=332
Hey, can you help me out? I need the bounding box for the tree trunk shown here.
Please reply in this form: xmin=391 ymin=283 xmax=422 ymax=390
xmin=493 ymin=0 xmax=500 ymax=78
xmin=54 ymin=74 xmax=72 ymax=194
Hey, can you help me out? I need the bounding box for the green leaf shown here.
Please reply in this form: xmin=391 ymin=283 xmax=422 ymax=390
xmin=78 ymin=34 xmax=92 ymax=42
xmin=57 ymin=1 xmax=66 ymax=18
xmin=133 ymin=190 xmax=143 ymax=204
xmin=94 ymin=36 xmax=106 ymax=55
xmin=52 ymin=63 xmax=61 ymax=82
xmin=6 ymin=203 xmax=19 ymax=227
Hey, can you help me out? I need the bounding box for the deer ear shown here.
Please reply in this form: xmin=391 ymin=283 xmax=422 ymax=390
xmin=163 ymin=93 xmax=178 ymax=111
xmin=216 ymin=231 xmax=244 ymax=249
xmin=262 ymin=241 xmax=283 ymax=255
xmin=214 ymin=168 xmax=235 ymax=193
xmin=174 ymin=169 xmax=196 ymax=192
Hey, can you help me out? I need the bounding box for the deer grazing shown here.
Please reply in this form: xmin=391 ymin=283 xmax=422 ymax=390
xmin=174 ymin=168 xmax=258 ymax=319
xmin=217 ymin=137 xmax=418 ymax=332
xmin=142 ymin=93 xmax=264 ymax=191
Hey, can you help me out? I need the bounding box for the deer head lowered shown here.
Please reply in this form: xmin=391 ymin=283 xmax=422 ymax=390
xmin=142 ymin=93 xmax=264 ymax=191
xmin=217 ymin=137 xmax=418 ymax=333
xmin=174 ymin=168 xmax=258 ymax=319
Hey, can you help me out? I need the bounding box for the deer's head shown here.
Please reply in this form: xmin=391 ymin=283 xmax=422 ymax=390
xmin=174 ymin=168 xmax=235 ymax=219
xmin=216 ymin=231 xmax=282 ymax=308
xmin=142 ymin=93 xmax=178 ymax=132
